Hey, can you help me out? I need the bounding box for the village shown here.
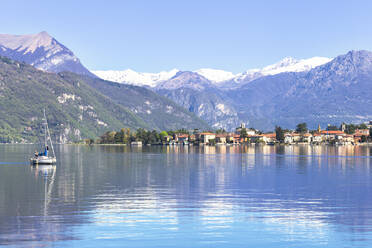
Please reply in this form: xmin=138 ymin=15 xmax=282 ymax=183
xmin=163 ymin=123 xmax=372 ymax=146
xmin=97 ymin=121 xmax=372 ymax=146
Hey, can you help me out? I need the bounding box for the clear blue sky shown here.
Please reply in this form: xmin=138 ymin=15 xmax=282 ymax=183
xmin=2 ymin=0 xmax=372 ymax=73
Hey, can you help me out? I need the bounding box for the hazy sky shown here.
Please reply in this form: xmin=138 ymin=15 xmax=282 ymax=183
xmin=2 ymin=0 xmax=372 ymax=72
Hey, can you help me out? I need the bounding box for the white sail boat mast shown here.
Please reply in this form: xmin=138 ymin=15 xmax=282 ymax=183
xmin=30 ymin=109 xmax=57 ymax=165
xmin=43 ymin=109 xmax=56 ymax=158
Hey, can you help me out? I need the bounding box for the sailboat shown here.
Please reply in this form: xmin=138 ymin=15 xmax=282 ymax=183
xmin=30 ymin=109 xmax=57 ymax=165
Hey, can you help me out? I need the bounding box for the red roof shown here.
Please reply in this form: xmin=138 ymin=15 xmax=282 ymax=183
xmin=320 ymin=130 xmax=345 ymax=135
xmin=354 ymin=133 xmax=366 ymax=137
xmin=215 ymin=134 xmax=227 ymax=138
xmin=355 ymin=129 xmax=369 ymax=135
xmin=177 ymin=134 xmax=188 ymax=138
xmin=262 ymin=133 xmax=276 ymax=138
xmin=200 ymin=132 xmax=215 ymax=135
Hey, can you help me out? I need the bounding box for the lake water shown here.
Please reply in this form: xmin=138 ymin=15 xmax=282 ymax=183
xmin=1 ymin=144 xmax=372 ymax=247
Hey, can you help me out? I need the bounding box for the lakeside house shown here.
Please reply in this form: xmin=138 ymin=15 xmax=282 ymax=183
xmin=175 ymin=134 xmax=189 ymax=144
xmin=249 ymin=133 xmax=276 ymax=144
xmin=131 ymin=141 xmax=142 ymax=146
xmin=199 ymin=132 xmax=216 ymax=144
xmin=215 ymin=134 xmax=227 ymax=144
xmin=353 ymin=129 xmax=370 ymax=142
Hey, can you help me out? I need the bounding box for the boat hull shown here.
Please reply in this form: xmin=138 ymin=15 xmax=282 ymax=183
xmin=30 ymin=156 xmax=56 ymax=165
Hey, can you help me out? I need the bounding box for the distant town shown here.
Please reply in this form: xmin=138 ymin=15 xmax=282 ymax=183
xmin=91 ymin=121 xmax=372 ymax=146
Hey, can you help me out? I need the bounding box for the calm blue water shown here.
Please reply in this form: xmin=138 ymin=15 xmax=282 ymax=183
xmin=1 ymin=144 xmax=372 ymax=247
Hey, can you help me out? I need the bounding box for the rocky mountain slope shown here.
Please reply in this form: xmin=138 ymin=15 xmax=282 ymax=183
xmin=62 ymin=72 xmax=210 ymax=131
xmin=143 ymin=51 xmax=372 ymax=131
xmin=0 ymin=56 xmax=209 ymax=143
xmin=0 ymin=31 xmax=96 ymax=78
xmin=228 ymin=50 xmax=372 ymax=130
xmin=155 ymin=71 xmax=240 ymax=129
xmin=0 ymin=56 xmax=146 ymax=143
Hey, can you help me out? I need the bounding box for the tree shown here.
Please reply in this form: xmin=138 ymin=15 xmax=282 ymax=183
xmin=108 ymin=131 xmax=117 ymax=143
xmin=176 ymin=128 xmax=189 ymax=134
xmin=114 ymin=131 xmax=123 ymax=143
xmin=208 ymin=138 xmax=216 ymax=146
xmin=296 ymin=123 xmax=308 ymax=133
xmin=159 ymin=131 xmax=168 ymax=142
xmin=344 ymin=124 xmax=356 ymax=134
xmin=275 ymin=126 xmax=285 ymax=143
xmin=240 ymin=128 xmax=248 ymax=139
xmin=216 ymin=129 xmax=226 ymax=134
xmin=85 ymin=138 xmax=95 ymax=145
xmin=327 ymin=125 xmax=339 ymax=131
xmin=359 ymin=123 xmax=368 ymax=129
xmin=121 ymin=128 xmax=131 ymax=144
xmin=149 ymin=130 xmax=160 ymax=144
xmin=135 ymin=128 xmax=147 ymax=143
xmin=99 ymin=131 xmax=116 ymax=144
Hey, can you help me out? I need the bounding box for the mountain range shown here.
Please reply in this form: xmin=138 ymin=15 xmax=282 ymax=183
xmin=1 ymin=31 xmax=372 ymax=137
xmin=93 ymin=51 xmax=372 ymax=130
xmin=157 ymin=51 xmax=372 ymax=130
xmin=92 ymin=56 xmax=332 ymax=88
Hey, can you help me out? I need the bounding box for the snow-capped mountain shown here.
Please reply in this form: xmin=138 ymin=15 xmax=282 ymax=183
xmin=227 ymin=50 xmax=372 ymax=130
xmin=92 ymin=56 xmax=331 ymax=88
xmin=232 ymin=56 xmax=332 ymax=84
xmin=153 ymin=51 xmax=372 ymax=131
xmin=156 ymin=71 xmax=213 ymax=90
xmin=0 ymin=31 xmax=96 ymax=77
xmin=195 ymin=68 xmax=236 ymax=83
xmin=93 ymin=68 xmax=179 ymax=87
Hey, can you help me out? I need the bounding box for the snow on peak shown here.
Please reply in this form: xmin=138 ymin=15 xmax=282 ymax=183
xmin=92 ymin=56 xmax=332 ymax=88
xmin=0 ymin=31 xmax=55 ymax=54
xmin=195 ymin=68 xmax=236 ymax=83
xmin=92 ymin=69 xmax=179 ymax=87
xmin=235 ymin=56 xmax=332 ymax=83
xmin=261 ymin=56 xmax=332 ymax=75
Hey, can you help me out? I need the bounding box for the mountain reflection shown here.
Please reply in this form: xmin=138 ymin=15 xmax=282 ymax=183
xmin=1 ymin=144 xmax=372 ymax=246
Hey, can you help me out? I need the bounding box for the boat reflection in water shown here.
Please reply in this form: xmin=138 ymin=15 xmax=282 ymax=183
xmin=30 ymin=164 xmax=56 ymax=216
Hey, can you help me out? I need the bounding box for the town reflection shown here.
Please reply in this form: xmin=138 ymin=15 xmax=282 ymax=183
xmin=88 ymin=144 xmax=372 ymax=236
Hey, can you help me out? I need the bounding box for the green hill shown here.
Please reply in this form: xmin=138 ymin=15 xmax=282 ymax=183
xmin=0 ymin=56 xmax=209 ymax=143
xmin=61 ymin=72 xmax=210 ymax=131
